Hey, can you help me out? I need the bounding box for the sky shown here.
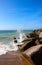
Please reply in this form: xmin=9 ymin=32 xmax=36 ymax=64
xmin=0 ymin=0 xmax=42 ymax=30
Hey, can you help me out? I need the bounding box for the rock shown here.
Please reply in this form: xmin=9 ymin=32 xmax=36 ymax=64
xmin=19 ymin=38 xmax=37 ymax=51
xmin=30 ymin=32 xmax=39 ymax=39
xmin=14 ymin=40 xmax=17 ymax=43
xmin=39 ymin=32 xmax=42 ymax=38
xmin=23 ymin=45 xmax=42 ymax=65
xmin=22 ymin=45 xmax=42 ymax=57
xmin=31 ymin=46 xmax=42 ymax=65
xmin=33 ymin=29 xmax=42 ymax=33
xmin=25 ymin=34 xmax=30 ymax=38
xmin=13 ymin=37 xmax=16 ymax=39
xmin=39 ymin=38 xmax=42 ymax=44
xmin=13 ymin=37 xmax=17 ymax=43
xmin=30 ymin=29 xmax=42 ymax=38
xmin=35 ymin=40 xmax=40 ymax=45
xmin=19 ymin=29 xmax=42 ymax=51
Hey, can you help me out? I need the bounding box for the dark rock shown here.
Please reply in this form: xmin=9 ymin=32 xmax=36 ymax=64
xmin=13 ymin=37 xmax=17 ymax=43
xmin=14 ymin=40 xmax=17 ymax=43
xmin=19 ymin=29 xmax=42 ymax=51
xmin=39 ymin=38 xmax=42 ymax=44
xmin=22 ymin=38 xmax=37 ymax=51
xmin=19 ymin=38 xmax=37 ymax=51
xmin=29 ymin=29 xmax=42 ymax=38
xmin=14 ymin=37 xmax=16 ymax=39
xmin=30 ymin=32 xmax=39 ymax=39
xmin=25 ymin=34 xmax=30 ymax=38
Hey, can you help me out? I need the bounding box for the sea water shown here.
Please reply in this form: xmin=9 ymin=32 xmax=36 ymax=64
xmin=0 ymin=30 xmax=33 ymax=55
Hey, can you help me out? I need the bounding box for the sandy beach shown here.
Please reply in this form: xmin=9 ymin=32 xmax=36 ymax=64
xmin=0 ymin=51 xmax=34 ymax=65
xmin=0 ymin=29 xmax=42 ymax=65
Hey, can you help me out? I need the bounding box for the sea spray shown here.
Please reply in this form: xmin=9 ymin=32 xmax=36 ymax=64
xmin=16 ymin=29 xmax=27 ymax=43
xmin=0 ymin=30 xmax=31 ymax=55
xmin=0 ymin=41 xmax=19 ymax=55
xmin=9 ymin=40 xmax=19 ymax=51
xmin=0 ymin=43 xmax=9 ymax=55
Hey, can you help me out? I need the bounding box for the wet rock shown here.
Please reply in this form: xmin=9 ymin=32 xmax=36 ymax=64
xmin=13 ymin=37 xmax=17 ymax=43
xmin=14 ymin=40 xmax=17 ymax=43
xmin=14 ymin=37 xmax=16 ymax=39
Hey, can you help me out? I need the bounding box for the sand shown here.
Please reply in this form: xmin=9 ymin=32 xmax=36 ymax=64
xmin=0 ymin=51 xmax=34 ymax=65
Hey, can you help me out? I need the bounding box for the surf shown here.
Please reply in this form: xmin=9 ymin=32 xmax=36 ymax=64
xmin=0 ymin=30 xmax=28 ymax=55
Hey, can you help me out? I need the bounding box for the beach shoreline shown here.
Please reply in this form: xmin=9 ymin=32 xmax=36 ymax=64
xmin=0 ymin=29 xmax=42 ymax=65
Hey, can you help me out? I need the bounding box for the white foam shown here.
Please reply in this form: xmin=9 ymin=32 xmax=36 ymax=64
xmin=0 ymin=41 xmax=19 ymax=55
xmin=0 ymin=30 xmax=27 ymax=55
xmin=0 ymin=44 xmax=8 ymax=55
xmin=17 ymin=30 xmax=27 ymax=43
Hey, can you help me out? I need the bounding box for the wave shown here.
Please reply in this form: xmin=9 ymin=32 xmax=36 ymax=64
xmin=0 ymin=41 xmax=19 ymax=55
xmin=0 ymin=30 xmax=32 ymax=55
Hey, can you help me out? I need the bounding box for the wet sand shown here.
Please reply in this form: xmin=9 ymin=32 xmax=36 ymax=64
xmin=0 ymin=51 xmax=34 ymax=65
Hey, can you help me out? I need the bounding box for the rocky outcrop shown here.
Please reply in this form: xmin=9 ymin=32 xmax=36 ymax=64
xmin=25 ymin=34 xmax=31 ymax=38
xmin=26 ymin=29 xmax=42 ymax=43
xmin=31 ymin=29 xmax=42 ymax=38
xmin=23 ymin=45 xmax=42 ymax=65
xmin=0 ymin=29 xmax=42 ymax=65
xmin=31 ymin=46 xmax=42 ymax=65
xmin=39 ymin=32 xmax=42 ymax=38
xmin=26 ymin=29 xmax=42 ymax=38
xmin=19 ymin=38 xmax=37 ymax=51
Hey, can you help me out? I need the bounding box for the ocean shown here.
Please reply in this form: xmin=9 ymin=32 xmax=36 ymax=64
xmin=0 ymin=30 xmax=33 ymax=55
xmin=0 ymin=30 xmax=33 ymax=44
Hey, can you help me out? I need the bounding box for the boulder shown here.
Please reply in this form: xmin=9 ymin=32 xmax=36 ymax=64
xmin=23 ymin=45 xmax=42 ymax=65
xmin=35 ymin=40 xmax=40 ymax=45
xmin=14 ymin=40 xmax=17 ymax=43
xmin=30 ymin=29 xmax=42 ymax=38
xmin=31 ymin=46 xmax=42 ymax=65
xmin=13 ymin=37 xmax=17 ymax=43
xmin=13 ymin=37 xmax=16 ymax=39
xmin=25 ymin=34 xmax=31 ymax=38
xmin=39 ymin=32 xmax=42 ymax=38
xmin=39 ymin=38 xmax=42 ymax=44
xmin=19 ymin=38 xmax=37 ymax=51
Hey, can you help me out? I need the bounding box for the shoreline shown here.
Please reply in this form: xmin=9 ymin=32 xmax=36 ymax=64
xmin=0 ymin=29 xmax=42 ymax=65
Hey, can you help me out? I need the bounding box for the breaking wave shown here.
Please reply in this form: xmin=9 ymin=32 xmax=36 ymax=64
xmin=0 ymin=30 xmax=28 ymax=55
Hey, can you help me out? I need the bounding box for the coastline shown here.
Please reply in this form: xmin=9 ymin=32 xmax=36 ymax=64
xmin=0 ymin=51 xmax=34 ymax=65
xmin=0 ymin=29 xmax=42 ymax=65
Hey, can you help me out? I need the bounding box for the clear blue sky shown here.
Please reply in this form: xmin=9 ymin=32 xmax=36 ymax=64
xmin=0 ymin=0 xmax=42 ymax=30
